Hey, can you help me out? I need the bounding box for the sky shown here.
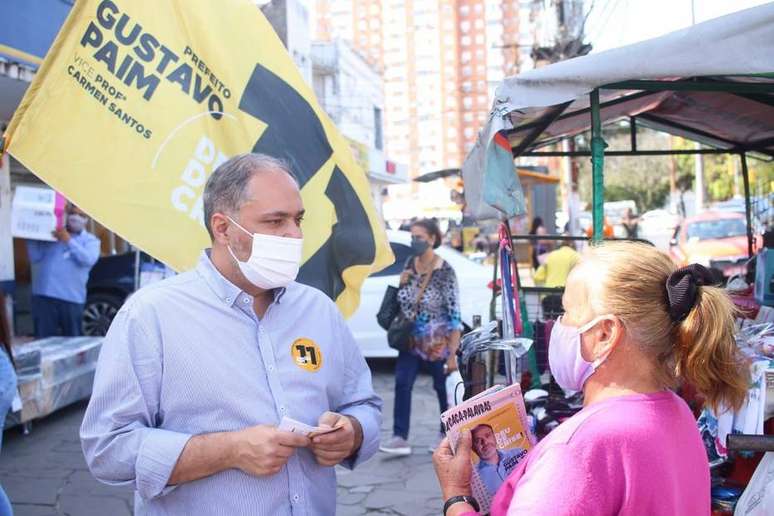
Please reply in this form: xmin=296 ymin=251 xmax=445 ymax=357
xmin=585 ymin=0 xmax=773 ymax=53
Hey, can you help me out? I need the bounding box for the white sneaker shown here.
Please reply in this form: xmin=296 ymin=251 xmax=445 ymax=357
xmin=428 ymin=432 xmax=445 ymax=453
xmin=380 ymin=436 xmax=411 ymax=456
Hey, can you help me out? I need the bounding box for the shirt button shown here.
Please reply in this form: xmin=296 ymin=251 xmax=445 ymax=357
xmin=280 ymin=406 xmax=286 ymax=413
xmin=268 ymin=365 xmax=275 ymax=372
xmin=225 ymin=297 xmax=232 ymax=303
xmin=243 ymin=298 xmax=249 ymax=304
xmin=293 ymin=494 xmax=300 ymax=502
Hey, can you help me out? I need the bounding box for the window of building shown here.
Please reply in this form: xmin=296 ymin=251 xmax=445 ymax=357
xmin=464 ymin=113 xmax=473 ymax=122
xmin=464 ymin=127 xmax=474 ymax=138
xmin=461 ymin=36 xmax=471 ymax=46
xmin=460 ymin=5 xmax=470 ymax=15
xmin=475 ymin=19 xmax=484 ymax=29
xmin=475 ymin=34 xmax=485 ymax=44
xmin=460 ymin=21 xmax=470 ymax=32
xmin=463 ymin=97 xmax=473 ymax=109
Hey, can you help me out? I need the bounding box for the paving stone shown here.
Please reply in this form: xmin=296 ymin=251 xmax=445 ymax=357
xmin=335 ymin=504 xmax=367 ymax=516
xmin=3 ymin=476 xmax=61 ymax=505
xmin=59 ymin=494 xmax=132 ymax=516
xmin=364 ymin=488 xmax=410 ymax=510
xmin=11 ymin=504 xmax=58 ymax=516
xmin=338 ymin=491 xmax=368 ymax=505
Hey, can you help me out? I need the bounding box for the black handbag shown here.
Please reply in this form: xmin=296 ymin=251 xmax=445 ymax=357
xmin=376 ymin=285 xmax=400 ymax=330
xmin=387 ymin=313 xmax=414 ymax=352
xmin=376 ymin=257 xmax=413 ymax=330
xmin=379 ymin=259 xmax=434 ymax=352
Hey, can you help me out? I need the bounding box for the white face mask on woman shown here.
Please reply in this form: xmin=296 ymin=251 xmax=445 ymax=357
xmin=548 ymin=315 xmax=615 ymax=392
xmin=226 ymin=216 xmax=303 ymax=290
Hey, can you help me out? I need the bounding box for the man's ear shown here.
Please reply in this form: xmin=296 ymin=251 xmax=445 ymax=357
xmin=211 ymin=213 xmax=230 ymax=245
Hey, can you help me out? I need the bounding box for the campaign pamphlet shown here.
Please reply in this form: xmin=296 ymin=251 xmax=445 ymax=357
xmin=441 ymin=383 xmax=535 ymax=514
xmin=11 ymin=186 xmax=66 ymax=241
xmin=278 ymin=416 xmax=339 ymax=438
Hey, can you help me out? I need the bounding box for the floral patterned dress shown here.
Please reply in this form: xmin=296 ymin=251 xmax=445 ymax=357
xmin=397 ymin=259 xmax=462 ymax=361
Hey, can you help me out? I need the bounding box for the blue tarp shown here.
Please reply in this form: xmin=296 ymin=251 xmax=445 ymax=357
xmin=0 ymin=0 xmax=72 ymax=67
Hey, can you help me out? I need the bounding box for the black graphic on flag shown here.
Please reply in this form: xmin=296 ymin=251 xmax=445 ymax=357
xmin=239 ymin=64 xmax=376 ymax=301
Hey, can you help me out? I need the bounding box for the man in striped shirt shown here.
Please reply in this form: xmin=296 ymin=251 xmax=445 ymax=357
xmin=81 ymin=154 xmax=382 ymax=515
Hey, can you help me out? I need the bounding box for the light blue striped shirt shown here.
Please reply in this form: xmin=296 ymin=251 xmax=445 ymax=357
xmin=80 ymin=251 xmax=382 ymax=515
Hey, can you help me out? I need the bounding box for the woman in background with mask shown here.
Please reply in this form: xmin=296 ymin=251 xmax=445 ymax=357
xmin=380 ymin=219 xmax=462 ymax=456
xmin=434 ymin=242 xmax=748 ymax=516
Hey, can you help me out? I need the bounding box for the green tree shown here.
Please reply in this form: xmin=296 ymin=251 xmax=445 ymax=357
xmin=576 ymin=129 xmax=673 ymax=212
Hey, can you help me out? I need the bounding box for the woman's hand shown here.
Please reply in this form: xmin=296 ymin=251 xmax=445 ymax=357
xmin=399 ymin=270 xmax=412 ymax=286
xmin=433 ymin=430 xmax=473 ymax=500
xmin=445 ymin=353 xmax=458 ymax=373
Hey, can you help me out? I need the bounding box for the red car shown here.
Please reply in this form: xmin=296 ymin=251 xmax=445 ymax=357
xmin=670 ymin=211 xmax=756 ymax=277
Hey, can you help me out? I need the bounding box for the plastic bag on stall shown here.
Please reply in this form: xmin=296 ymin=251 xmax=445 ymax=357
xmin=734 ymin=452 xmax=774 ymax=516
xmin=446 ymin=370 xmax=464 ymax=407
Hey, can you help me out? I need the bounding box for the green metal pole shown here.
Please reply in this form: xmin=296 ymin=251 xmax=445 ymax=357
xmin=590 ymin=89 xmax=607 ymax=243
xmin=739 ymin=153 xmax=754 ymax=258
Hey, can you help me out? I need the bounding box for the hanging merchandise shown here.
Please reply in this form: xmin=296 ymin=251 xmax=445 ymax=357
xmin=734 ymin=452 xmax=774 ymax=516
xmin=499 ymin=221 xmax=523 ymax=338
xmin=698 ymin=323 xmax=774 ymax=461
xmin=755 ymin=249 xmax=774 ymax=307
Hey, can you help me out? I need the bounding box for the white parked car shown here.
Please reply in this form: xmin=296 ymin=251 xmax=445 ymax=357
xmin=347 ymin=230 xmax=494 ymax=358
xmin=639 ymin=209 xmax=680 ymax=235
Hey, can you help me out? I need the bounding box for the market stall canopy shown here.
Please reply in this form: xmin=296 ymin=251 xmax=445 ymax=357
xmin=415 ymin=166 xmax=557 ymax=184
xmin=463 ymin=3 xmax=774 ymax=219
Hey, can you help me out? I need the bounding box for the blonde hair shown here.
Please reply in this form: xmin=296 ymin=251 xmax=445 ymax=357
xmin=579 ymin=242 xmax=748 ymax=411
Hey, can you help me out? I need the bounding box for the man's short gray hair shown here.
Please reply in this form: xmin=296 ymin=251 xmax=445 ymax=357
xmin=202 ymin=153 xmax=297 ymax=239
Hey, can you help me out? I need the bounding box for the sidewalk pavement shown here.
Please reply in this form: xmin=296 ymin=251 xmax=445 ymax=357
xmin=0 ymin=360 xmax=446 ymax=516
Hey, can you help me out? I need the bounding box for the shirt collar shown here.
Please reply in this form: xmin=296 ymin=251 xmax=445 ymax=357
xmin=196 ymin=250 xmax=286 ymax=307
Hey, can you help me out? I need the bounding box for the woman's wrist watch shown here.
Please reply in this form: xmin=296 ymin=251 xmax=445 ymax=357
xmin=443 ymin=495 xmax=480 ymax=515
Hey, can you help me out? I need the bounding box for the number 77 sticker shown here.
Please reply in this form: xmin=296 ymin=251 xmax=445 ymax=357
xmin=291 ymin=338 xmax=323 ymax=372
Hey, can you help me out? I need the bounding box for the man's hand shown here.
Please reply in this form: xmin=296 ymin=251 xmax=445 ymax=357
xmin=310 ymin=412 xmax=363 ymax=467
xmin=233 ymin=424 xmax=310 ymax=477
xmin=433 ymin=430 xmax=473 ymax=501
xmin=53 ymin=228 xmax=71 ymax=243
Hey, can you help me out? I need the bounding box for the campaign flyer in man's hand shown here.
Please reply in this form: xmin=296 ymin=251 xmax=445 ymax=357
xmin=441 ymin=384 xmax=535 ymax=514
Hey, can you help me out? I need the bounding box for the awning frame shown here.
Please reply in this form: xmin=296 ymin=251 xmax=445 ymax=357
xmin=510 ymin=76 xmax=774 ymax=255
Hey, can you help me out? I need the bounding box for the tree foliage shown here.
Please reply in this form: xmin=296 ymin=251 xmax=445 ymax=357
xmin=574 ymin=128 xmax=773 ymax=213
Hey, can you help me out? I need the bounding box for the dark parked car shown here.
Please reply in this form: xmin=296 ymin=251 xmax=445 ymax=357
xmin=83 ymin=251 xmax=154 ymax=336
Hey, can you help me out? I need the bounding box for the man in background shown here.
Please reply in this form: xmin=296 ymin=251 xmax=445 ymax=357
xmin=26 ymin=204 xmax=100 ymax=337
xmin=534 ymin=235 xmax=580 ymax=289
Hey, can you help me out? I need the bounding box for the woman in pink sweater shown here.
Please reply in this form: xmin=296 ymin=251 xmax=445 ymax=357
xmin=434 ymin=242 xmax=749 ymax=516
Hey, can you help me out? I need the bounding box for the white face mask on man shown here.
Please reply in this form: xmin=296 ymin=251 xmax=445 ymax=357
xmin=226 ymin=216 xmax=303 ymax=290
xmin=548 ymin=315 xmax=616 ymax=393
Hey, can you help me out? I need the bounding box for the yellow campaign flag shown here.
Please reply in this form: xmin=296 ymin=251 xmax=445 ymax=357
xmin=3 ymin=0 xmax=394 ymax=317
